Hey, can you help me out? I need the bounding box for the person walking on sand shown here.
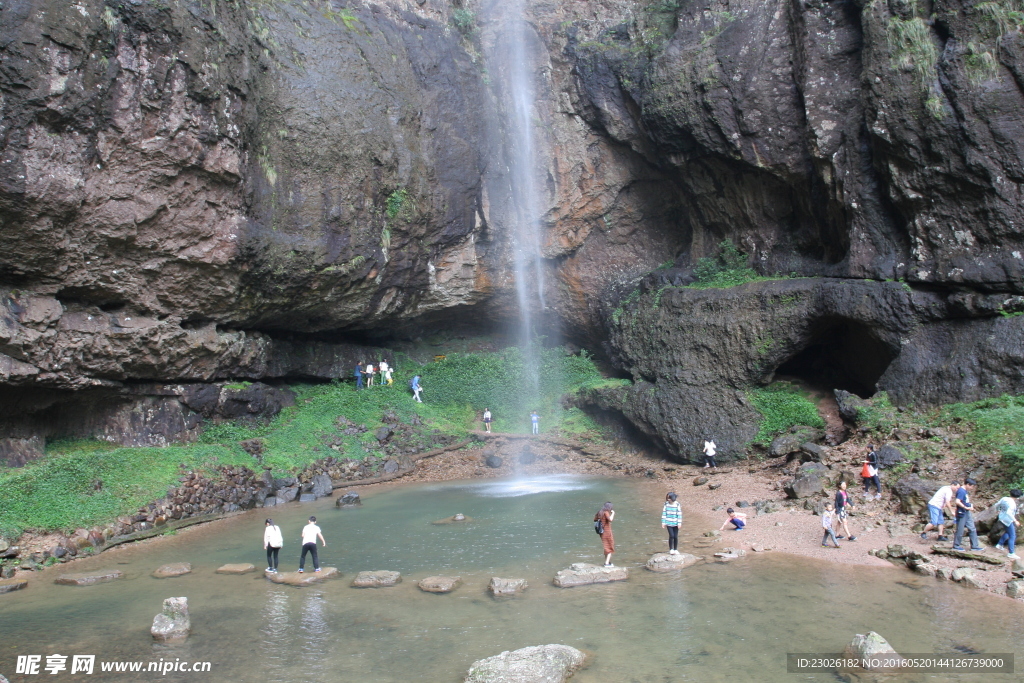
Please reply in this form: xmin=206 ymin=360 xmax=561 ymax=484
xmin=821 ymin=503 xmax=841 ymax=548
xmin=595 ymin=502 xmax=615 ymax=566
xmin=834 ymin=481 xmax=857 ymax=541
xmin=720 ymin=507 xmax=747 ymax=531
xmin=862 ymin=445 xmax=881 ymax=499
xmin=661 ymin=492 xmax=682 ymax=555
xmin=264 ymin=518 xmax=283 ymax=572
xmin=298 ymin=516 xmax=327 ymax=573
xmin=921 ymin=479 xmax=960 ymax=542
xmin=531 ymin=411 xmax=540 ymax=435
xmin=483 ymin=408 xmax=492 ymax=433
xmin=994 ymin=488 xmax=1023 ymax=560
xmin=411 ymin=375 xmax=423 ymax=402
xmin=354 ymin=361 xmax=365 ymax=391
xmin=952 ymin=478 xmax=983 ymax=552
xmin=702 ymin=439 xmax=717 ymax=469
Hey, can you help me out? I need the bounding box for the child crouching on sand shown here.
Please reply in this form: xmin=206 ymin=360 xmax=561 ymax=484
xmin=720 ymin=508 xmax=747 ymax=531
xmin=821 ymin=503 xmax=841 ymax=548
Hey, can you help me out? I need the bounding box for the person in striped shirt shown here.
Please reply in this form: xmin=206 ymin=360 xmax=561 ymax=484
xmin=661 ymin=492 xmax=683 ymax=555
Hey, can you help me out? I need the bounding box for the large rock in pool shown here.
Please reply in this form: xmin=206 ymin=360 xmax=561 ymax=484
xmin=645 ymin=552 xmax=700 ymax=572
xmin=553 ymin=563 xmax=628 ymax=588
xmin=839 ymin=631 xmax=906 ymax=673
xmin=216 ymin=563 xmax=256 ymax=575
xmin=153 ymin=563 xmax=192 ymax=578
xmin=267 ymin=567 xmax=341 ymax=586
xmin=351 ymin=570 xmax=402 ymax=587
xmin=464 ymin=644 xmax=585 ymax=683
xmin=0 ymin=578 xmax=28 ymax=594
xmin=336 ymin=491 xmax=361 ymax=507
xmin=150 ymin=597 xmax=190 ymax=642
xmin=54 ymin=570 xmax=124 ymax=586
xmin=418 ymin=576 xmax=462 ymax=593
xmin=488 ymin=577 xmax=528 ymax=595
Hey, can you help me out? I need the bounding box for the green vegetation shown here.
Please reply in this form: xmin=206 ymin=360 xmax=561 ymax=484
xmin=0 ymin=346 xmax=610 ymax=538
xmin=748 ymin=382 xmax=826 ymax=446
xmin=385 ymin=188 xmax=409 ymax=219
xmin=938 ymin=395 xmax=1024 ymax=488
xmin=689 ymin=240 xmax=777 ymax=289
xmin=612 ymin=288 xmax=641 ymax=325
xmin=452 ymin=9 xmax=475 ymax=36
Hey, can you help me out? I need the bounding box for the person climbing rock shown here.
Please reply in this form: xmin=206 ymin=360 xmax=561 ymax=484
xmin=595 ymin=502 xmax=615 ymax=566
xmin=483 ymin=408 xmax=492 ymax=433
xmin=661 ymin=492 xmax=682 ymax=555
xmin=298 ymin=516 xmax=327 ymax=573
xmin=264 ymin=518 xmax=283 ymax=572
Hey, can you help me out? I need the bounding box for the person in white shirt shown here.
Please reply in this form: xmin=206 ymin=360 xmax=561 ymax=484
xmin=298 ymin=516 xmax=327 ymax=573
xmin=920 ymin=480 xmax=960 ymax=542
xmin=702 ymin=439 xmax=717 ymax=469
xmin=263 ymin=518 xmax=284 ymax=572
xmin=379 ymin=360 xmax=392 ymax=386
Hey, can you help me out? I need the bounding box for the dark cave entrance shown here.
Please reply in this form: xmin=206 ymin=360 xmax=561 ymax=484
xmin=774 ymin=319 xmax=897 ymax=399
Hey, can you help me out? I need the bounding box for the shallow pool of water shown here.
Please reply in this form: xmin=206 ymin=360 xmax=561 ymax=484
xmin=1 ymin=476 xmax=1022 ymax=682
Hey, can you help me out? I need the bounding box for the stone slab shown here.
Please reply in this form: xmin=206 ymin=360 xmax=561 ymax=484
xmin=0 ymin=578 xmax=28 ymax=594
xmin=553 ymin=563 xmax=628 ymax=587
xmin=645 ymin=552 xmax=700 ymax=572
xmin=351 ymin=570 xmax=402 ymax=587
xmin=465 ymin=644 xmax=585 ymax=683
xmin=54 ymin=570 xmax=124 ymax=586
xmin=266 ymin=567 xmax=341 ymax=586
xmin=931 ymin=546 xmax=1004 ymax=565
xmin=488 ymin=577 xmax=528 ymax=595
xmin=418 ymin=575 xmax=462 ymax=593
xmin=152 ymin=562 xmax=192 ymax=578
xmin=216 ymin=563 xmax=256 ymax=574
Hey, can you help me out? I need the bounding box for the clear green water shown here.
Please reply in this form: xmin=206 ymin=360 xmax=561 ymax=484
xmin=1 ymin=476 xmax=1022 ymax=682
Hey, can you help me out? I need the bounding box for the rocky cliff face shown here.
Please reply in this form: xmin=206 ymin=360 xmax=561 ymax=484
xmin=2 ymin=0 xmax=1023 ymax=463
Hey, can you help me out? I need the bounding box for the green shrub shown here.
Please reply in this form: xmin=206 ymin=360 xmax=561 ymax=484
xmin=748 ymin=382 xmax=825 ymax=446
xmin=451 ymin=8 xmax=475 ymax=35
xmin=689 ymin=240 xmax=773 ymax=289
xmin=939 ymin=395 xmax=1024 ymax=487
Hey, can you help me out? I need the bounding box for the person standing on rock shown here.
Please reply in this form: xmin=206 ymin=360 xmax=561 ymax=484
xmin=411 ymin=375 xmax=423 ymax=402
xmin=702 ymin=439 xmax=717 ymax=469
xmin=834 ymin=481 xmax=857 ymax=541
xmin=821 ymin=504 xmax=841 ymax=548
xmin=264 ymin=518 xmax=283 ymax=573
xmin=298 ymin=516 xmax=327 ymax=573
xmin=862 ymin=445 xmax=881 ymax=499
xmin=483 ymin=408 xmax=492 ymax=433
xmin=661 ymin=492 xmax=682 ymax=555
xmin=921 ymin=479 xmax=960 ymax=542
xmin=531 ymin=411 xmax=540 ymax=435
xmin=952 ymin=478 xmax=983 ymax=552
xmin=994 ymin=488 xmax=1022 ymax=560
xmin=355 ymin=362 xmax=365 ymax=390
xmin=595 ymin=502 xmax=615 ymax=567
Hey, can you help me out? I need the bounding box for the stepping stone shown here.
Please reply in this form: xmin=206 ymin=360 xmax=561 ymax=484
xmin=266 ymin=567 xmax=341 ymax=586
xmin=351 ymin=570 xmax=402 ymax=587
xmin=54 ymin=570 xmax=124 ymax=586
xmin=713 ymin=547 xmax=747 ymax=561
xmin=151 ymin=596 xmax=190 ymax=642
xmin=216 ymin=563 xmax=256 ymax=575
xmin=152 ymin=562 xmax=192 ymax=578
xmin=0 ymin=578 xmax=28 ymax=594
xmin=645 ymin=552 xmax=700 ymax=572
xmin=488 ymin=577 xmax=528 ymax=595
xmin=466 ymin=644 xmax=585 ymax=683
xmin=553 ymin=563 xmax=628 ymax=588
xmin=418 ymin=576 xmax=462 ymax=593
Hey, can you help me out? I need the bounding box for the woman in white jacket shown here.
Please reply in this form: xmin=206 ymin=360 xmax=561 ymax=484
xmin=264 ymin=518 xmax=284 ymax=573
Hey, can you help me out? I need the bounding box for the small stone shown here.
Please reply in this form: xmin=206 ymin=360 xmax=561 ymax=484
xmin=708 ymin=482 xmax=722 ymax=490
xmin=485 ymin=454 xmax=503 ymax=468
xmin=150 ymin=597 xmax=190 ymax=642
xmin=216 ymin=563 xmax=256 ymax=575
xmin=702 ymin=530 xmax=721 ymax=537
xmin=337 ymin=491 xmax=361 ymax=507
xmin=736 ymin=500 xmax=750 ymax=508
xmin=488 ymin=577 xmax=528 ymax=595
xmin=152 ymin=563 xmax=192 ymax=579
xmin=351 ymin=570 xmax=402 ymax=588
xmin=1006 ymin=579 xmax=1024 ymax=599
xmin=751 ymin=544 xmax=765 ymax=552
xmin=693 ymin=476 xmax=709 ymax=486
xmin=418 ymin=576 xmax=462 ymax=593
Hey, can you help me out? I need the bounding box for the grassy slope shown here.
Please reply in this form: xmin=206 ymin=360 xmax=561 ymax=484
xmin=0 ymin=347 xmax=609 ymax=538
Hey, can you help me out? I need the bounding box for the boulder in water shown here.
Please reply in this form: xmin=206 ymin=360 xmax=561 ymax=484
xmin=267 ymin=567 xmax=341 ymax=586
xmin=553 ymin=563 xmax=628 ymax=588
xmin=645 ymin=552 xmax=700 ymax=572
xmin=277 ymin=486 xmax=299 ymax=503
xmin=839 ymin=631 xmax=906 ymax=673
xmin=151 ymin=597 xmax=190 ymax=642
xmin=488 ymin=577 xmax=528 ymax=595
xmin=0 ymin=578 xmax=28 ymax=594
xmin=152 ymin=563 xmax=192 ymax=579
xmin=352 ymin=570 xmax=402 ymax=588
xmin=418 ymin=576 xmax=462 ymax=593
xmin=337 ymin=491 xmax=361 ymax=507
xmin=54 ymin=570 xmax=124 ymax=586
xmin=464 ymin=644 xmax=585 ymax=683
xmin=216 ymin=563 xmax=256 ymax=575
xmin=298 ymin=493 xmax=316 ymax=503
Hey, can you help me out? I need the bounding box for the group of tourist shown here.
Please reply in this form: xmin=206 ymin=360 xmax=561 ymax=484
xmin=263 ymin=516 xmax=328 ymax=573
xmin=921 ymin=479 xmax=1022 ymax=558
xmin=354 ymin=360 xmax=394 ymax=390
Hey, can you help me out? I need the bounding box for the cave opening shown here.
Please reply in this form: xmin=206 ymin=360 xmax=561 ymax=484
xmin=774 ymin=318 xmax=897 ymax=399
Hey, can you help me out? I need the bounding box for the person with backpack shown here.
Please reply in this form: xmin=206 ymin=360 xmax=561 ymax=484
xmin=994 ymin=488 xmax=1023 ymax=560
xmin=595 ymin=502 xmax=615 ymax=567
xmin=354 ymin=362 xmax=364 ymax=390
xmin=661 ymin=492 xmax=682 ymax=555
xmin=862 ymin=445 xmax=881 ymax=499
xmin=411 ymin=375 xmax=423 ymax=402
